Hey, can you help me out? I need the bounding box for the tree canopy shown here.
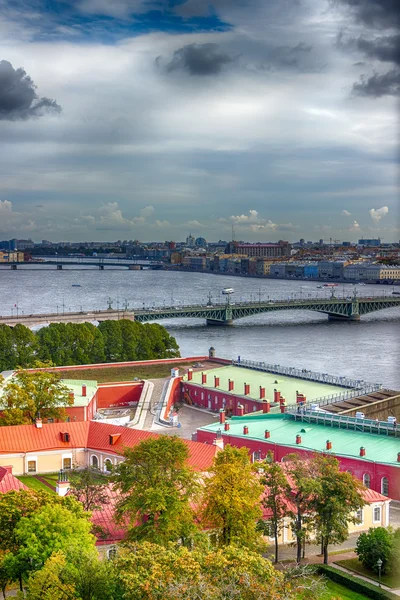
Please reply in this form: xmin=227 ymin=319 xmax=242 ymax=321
xmin=113 ymin=435 xmax=199 ymax=545
xmin=201 ymin=444 xmax=263 ymax=549
xmin=0 ymin=320 xmax=180 ymax=371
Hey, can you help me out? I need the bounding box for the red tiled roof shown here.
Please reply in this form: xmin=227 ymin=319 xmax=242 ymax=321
xmin=0 ymin=421 xmax=90 ymax=453
xmin=88 ymin=485 xmax=126 ymax=544
xmin=362 ymin=488 xmax=391 ymax=503
xmin=0 ymin=466 xmax=28 ymax=493
xmin=0 ymin=421 xmax=217 ymax=472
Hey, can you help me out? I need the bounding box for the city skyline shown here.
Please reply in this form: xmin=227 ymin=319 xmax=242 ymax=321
xmin=0 ymin=0 xmax=399 ymax=241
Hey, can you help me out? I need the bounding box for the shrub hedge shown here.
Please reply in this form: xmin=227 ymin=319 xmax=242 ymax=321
xmin=316 ymin=565 xmax=399 ymax=600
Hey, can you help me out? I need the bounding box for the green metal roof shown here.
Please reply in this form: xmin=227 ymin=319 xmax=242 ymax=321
xmin=185 ymin=366 xmax=347 ymax=404
xmin=198 ymin=413 xmax=400 ymax=467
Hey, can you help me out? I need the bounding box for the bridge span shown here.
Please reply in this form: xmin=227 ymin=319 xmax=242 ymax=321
xmin=1 ymin=295 xmax=400 ymax=327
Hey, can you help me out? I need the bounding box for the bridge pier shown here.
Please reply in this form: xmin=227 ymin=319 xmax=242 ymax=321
xmin=206 ymin=319 xmax=234 ymax=326
xmin=328 ymin=314 xmax=360 ymax=321
xmin=57 ymin=264 xmax=63 ymax=270
xmin=99 ymin=265 xmax=104 ymax=270
xmin=11 ymin=264 xmax=17 ymax=270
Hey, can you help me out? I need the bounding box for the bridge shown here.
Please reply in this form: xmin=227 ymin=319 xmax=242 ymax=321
xmin=0 ymin=259 xmax=163 ymax=270
xmin=1 ymin=295 xmax=400 ymax=327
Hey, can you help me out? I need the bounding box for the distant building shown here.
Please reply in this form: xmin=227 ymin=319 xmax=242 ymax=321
xmin=226 ymin=241 xmax=291 ymax=258
xmin=359 ymin=239 xmax=381 ymax=247
xmin=186 ymin=233 xmax=195 ymax=247
xmin=195 ymin=237 xmax=207 ymax=247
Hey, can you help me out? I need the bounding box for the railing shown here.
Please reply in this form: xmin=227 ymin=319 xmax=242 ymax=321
xmin=231 ymin=358 xmax=380 ymax=390
xmin=285 ymin=410 xmax=399 ymax=438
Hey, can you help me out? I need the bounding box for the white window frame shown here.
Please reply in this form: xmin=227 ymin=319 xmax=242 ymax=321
xmin=373 ymin=505 xmax=381 ymax=523
xmin=27 ymin=459 xmax=37 ymax=473
xmin=363 ymin=473 xmax=371 ymax=488
xmin=355 ymin=509 xmax=364 ymax=525
xmin=63 ymin=457 xmax=72 ymax=470
xmin=103 ymin=458 xmax=113 ymax=473
xmin=90 ymin=454 xmax=99 ymax=469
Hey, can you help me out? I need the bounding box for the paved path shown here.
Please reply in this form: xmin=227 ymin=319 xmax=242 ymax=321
xmin=142 ymin=378 xmax=168 ymax=430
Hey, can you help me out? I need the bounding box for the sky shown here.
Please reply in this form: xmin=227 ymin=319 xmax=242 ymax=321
xmin=0 ymin=0 xmax=399 ymax=243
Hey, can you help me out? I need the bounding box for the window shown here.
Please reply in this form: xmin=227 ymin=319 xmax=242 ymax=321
xmin=381 ymin=477 xmax=389 ymax=496
xmin=107 ymin=546 xmax=117 ymax=560
xmin=373 ymin=506 xmax=381 ymax=522
xmin=91 ymin=455 xmax=99 ymax=469
xmin=363 ymin=474 xmax=371 ymax=488
xmin=47 ymin=418 xmax=54 ymax=424
xmin=253 ymin=450 xmax=262 ymax=462
xmin=28 ymin=460 xmax=36 ymax=473
xmin=355 ymin=509 xmax=363 ymax=524
xmin=63 ymin=458 xmax=72 ymax=470
xmin=104 ymin=458 xmax=112 ymax=473
xmin=215 ymin=397 xmax=218 ymax=404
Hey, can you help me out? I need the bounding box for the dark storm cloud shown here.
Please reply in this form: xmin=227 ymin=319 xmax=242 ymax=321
xmin=160 ymin=43 xmax=235 ymax=75
xmin=352 ymin=68 xmax=400 ymax=96
xmin=342 ymin=34 xmax=400 ymax=65
xmin=334 ymin=0 xmax=400 ymax=29
xmin=0 ymin=60 xmax=61 ymax=120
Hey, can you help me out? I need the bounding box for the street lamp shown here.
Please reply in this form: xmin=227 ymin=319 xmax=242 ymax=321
xmin=377 ymin=558 xmax=382 ymax=587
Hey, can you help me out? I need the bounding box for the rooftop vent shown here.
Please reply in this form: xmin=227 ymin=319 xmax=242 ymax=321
xmin=60 ymin=431 xmax=70 ymax=443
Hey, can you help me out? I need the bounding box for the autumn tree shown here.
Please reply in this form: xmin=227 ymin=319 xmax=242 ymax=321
xmin=68 ymin=467 xmax=110 ymax=512
xmin=201 ymin=444 xmax=263 ymax=549
xmin=259 ymin=454 xmax=291 ymax=563
xmin=310 ymin=454 xmax=365 ymax=564
xmin=114 ymin=541 xmax=285 ymax=600
xmin=24 ymin=551 xmax=77 ymax=600
xmin=1 ymin=370 xmax=72 ymax=426
xmin=113 ymin=435 xmax=199 ymax=545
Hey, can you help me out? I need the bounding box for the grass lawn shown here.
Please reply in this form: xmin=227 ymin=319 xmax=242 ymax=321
xmin=40 ymin=473 xmax=59 ymax=486
xmin=17 ymin=476 xmax=56 ymax=494
xmin=57 ymin=363 xmax=185 ymax=382
xmin=335 ymin=558 xmax=400 ymax=588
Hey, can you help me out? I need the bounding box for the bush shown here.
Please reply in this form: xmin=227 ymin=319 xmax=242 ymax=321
xmin=317 ymin=565 xmax=399 ymax=600
xmin=356 ymin=527 xmax=394 ymax=574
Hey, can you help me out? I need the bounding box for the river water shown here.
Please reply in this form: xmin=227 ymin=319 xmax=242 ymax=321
xmin=1 ymin=267 xmax=399 ymax=388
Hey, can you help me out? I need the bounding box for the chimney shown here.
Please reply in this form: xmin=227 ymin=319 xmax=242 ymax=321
xmin=398 ymin=452 xmax=400 ymax=463
xmin=213 ymin=436 xmax=224 ymax=450
xmin=35 ymin=418 xmax=42 ymax=429
xmin=274 ymin=389 xmax=281 ymax=404
xmin=187 ymin=369 xmax=193 ymax=381
xmin=82 ymin=384 xmax=87 ymax=397
xmin=280 ymin=402 xmax=286 ymax=414
xmin=214 ymin=376 xmax=220 ymax=388
xmin=326 ymin=440 xmax=332 ymax=451
xmin=243 ymin=425 xmax=249 ymax=435
xmin=259 ymin=386 xmax=265 ymax=399
xmin=224 ymin=422 xmax=230 ymax=431
xmin=219 ymin=409 xmax=225 ymax=424
xmin=237 ymin=404 xmax=244 ymax=417
xmin=279 ymin=396 xmax=286 ymax=406
xmin=244 ymin=383 xmax=250 ymax=395
xmin=262 ymin=400 xmax=271 ymax=414
xmin=228 ymin=379 xmax=234 ymax=391
xmin=201 ymin=372 xmax=207 ymax=385
xmin=296 ymin=434 xmax=302 ymax=445
xmin=265 ymin=430 xmax=271 ymax=439
xmin=360 ymin=447 xmax=366 ymax=457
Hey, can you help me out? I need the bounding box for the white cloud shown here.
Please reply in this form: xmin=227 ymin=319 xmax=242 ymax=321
xmin=140 ymin=205 xmax=155 ymax=218
xmin=187 ymin=220 xmax=203 ymax=228
xmin=0 ymin=199 xmax=36 ymax=233
xmin=369 ymin=206 xmax=389 ymax=224
xmin=341 ymin=209 xmax=351 ymax=216
xmin=97 ymin=202 xmax=145 ymax=230
xmin=153 ymin=220 xmax=171 ymax=228
xmin=349 ymin=220 xmax=361 ymax=232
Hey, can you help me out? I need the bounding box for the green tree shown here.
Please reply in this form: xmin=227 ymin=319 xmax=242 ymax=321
xmin=97 ymin=321 xmax=123 ymax=362
xmin=284 ymin=454 xmax=316 ymax=564
xmin=259 ymin=454 xmax=291 ymax=563
xmin=36 ymin=324 xmax=71 ymax=365
xmin=311 ymin=454 xmax=365 ymax=564
xmin=114 ymin=541 xmax=284 ymax=600
xmin=68 ymin=467 xmax=110 ymax=512
xmin=0 ymin=490 xmax=88 ymax=590
xmin=201 ymin=444 xmax=263 ymax=549
xmin=0 ymin=324 xmax=16 ymax=371
xmin=11 ymin=324 xmax=38 ymax=368
xmin=24 ymin=551 xmax=77 ymax=600
xmin=1 ymin=369 xmax=73 ymax=425
xmin=113 ymin=436 xmax=199 ymax=545
xmin=356 ymin=527 xmax=394 ymax=574
xmin=3 ymin=503 xmax=95 ymax=583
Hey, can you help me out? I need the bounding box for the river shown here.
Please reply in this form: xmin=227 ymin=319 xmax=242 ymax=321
xmin=0 ymin=267 xmax=399 ymax=388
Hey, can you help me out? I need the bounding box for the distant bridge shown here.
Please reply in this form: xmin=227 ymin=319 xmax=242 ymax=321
xmin=1 ymin=295 xmax=400 ymax=327
xmin=0 ymin=257 xmax=163 ymax=270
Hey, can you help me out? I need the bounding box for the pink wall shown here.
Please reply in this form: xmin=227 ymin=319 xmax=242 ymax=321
xmin=182 ymin=383 xmax=264 ymax=415
xmin=196 ymin=430 xmax=400 ymax=501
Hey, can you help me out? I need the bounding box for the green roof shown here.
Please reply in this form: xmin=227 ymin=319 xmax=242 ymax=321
xmin=185 ymin=366 xmax=348 ymax=404
xmin=61 ymin=379 xmax=97 ymax=407
xmin=198 ymin=413 xmax=400 ymax=467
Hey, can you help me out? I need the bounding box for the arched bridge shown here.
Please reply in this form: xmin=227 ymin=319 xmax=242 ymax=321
xmin=2 ymin=295 xmax=399 ymax=327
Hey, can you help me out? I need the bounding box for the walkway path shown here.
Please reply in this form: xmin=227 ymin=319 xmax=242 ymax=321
xmin=142 ymin=378 xmax=168 ymax=430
